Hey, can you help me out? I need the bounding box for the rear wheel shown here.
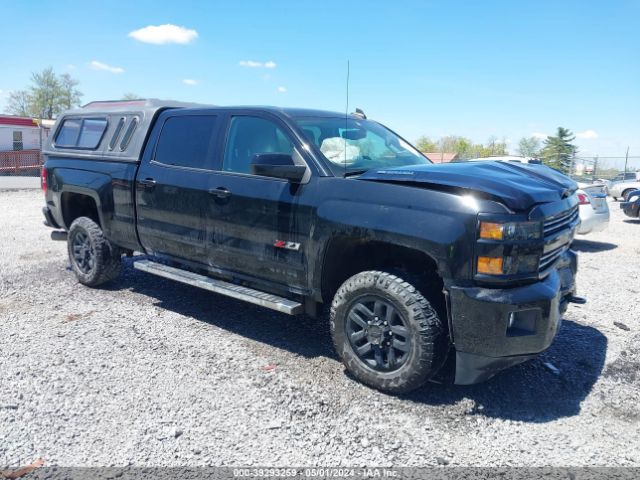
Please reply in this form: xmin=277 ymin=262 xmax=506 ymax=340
xmin=67 ymin=217 xmax=122 ymax=287
xmin=330 ymin=271 xmax=447 ymax=394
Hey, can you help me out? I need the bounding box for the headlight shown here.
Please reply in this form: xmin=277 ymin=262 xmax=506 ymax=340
xmin=630 ymin=195 xmax=639 ymax=203
xmin=476 ymin=254 xmax=539 ymax=275
xmin=476 ymin=220 xmax=542 ymax=277
xmin=479 ymin=221 xmax=542 ymax=241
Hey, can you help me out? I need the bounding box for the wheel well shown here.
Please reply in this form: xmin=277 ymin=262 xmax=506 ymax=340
xmin=61 ymin=192 xmax=100 ymax=229
xmin=321 ymin=238 xmax=444 ymax=308
xmin=622 ymin=188 xmax=636 ymax=197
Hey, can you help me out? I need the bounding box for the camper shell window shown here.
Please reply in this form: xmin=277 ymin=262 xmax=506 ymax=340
xmin=55 ymin=117 xmax=108 ymax=150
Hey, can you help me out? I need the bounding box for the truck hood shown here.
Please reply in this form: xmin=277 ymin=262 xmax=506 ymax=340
xmin=358 ymin=161 xmax=577 ymax=211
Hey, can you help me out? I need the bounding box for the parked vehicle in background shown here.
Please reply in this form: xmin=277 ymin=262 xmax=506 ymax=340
xmin=609 ymin=178 xmax=640 ymax=201
xmin=575 ymin=183 xmax=609 ymax=234
xmin=467 ymin=155 xmax=542 ymax=164
xmin=620 ymin=190 xmax=640 ymax=219
xmin=41 ymin=99 xmax=582 ymax=394
xmin=610 ymin=172 xmax=639 ymax=183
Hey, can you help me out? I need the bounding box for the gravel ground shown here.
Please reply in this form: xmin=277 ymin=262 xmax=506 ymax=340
xmin=1 ymin=189 xmax=639 ymax=468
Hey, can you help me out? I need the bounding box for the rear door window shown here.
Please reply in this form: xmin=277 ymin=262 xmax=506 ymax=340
xmin=55 ymin=118 xmax=107 ymax=149
xmin=154 ymin=115 xmax=218 ymax=170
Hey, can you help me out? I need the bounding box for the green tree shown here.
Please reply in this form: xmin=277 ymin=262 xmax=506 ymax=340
xmin=30 ymin=67 xmax=61 ymax=119
xmin=517 ymin=136 xmax=541 ymax=157
xmin=58 ymin=73 xmax=83 ymax=110
xmin=477 ymin=136 xmax=508 ymax=157
xmin=415 ymin=136 xmax=438 ymax=152
xmin=438 ymin=135 xmax=475 ymax=158
xmin=121 ymin=93 xmax=141 ymax=100
xmin=541 ymin=127 xmax=577 ymax=174
xmin=4 ymin=67 xmax=82 ymax=119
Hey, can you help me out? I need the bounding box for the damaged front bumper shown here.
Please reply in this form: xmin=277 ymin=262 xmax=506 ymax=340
xmin=447 ymin=249 xmax=577 ymax=385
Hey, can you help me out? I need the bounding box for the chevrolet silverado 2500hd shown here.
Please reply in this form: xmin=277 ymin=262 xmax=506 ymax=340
xmin=41 ymin=99 xmax=581 ymax=393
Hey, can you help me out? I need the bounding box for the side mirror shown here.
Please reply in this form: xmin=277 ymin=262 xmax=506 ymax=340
xmin=250 ymin=153 xmax=307 ymax=182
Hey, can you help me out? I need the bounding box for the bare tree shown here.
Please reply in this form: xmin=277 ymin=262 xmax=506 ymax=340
xmin=6 ymin=90 xmax=32 ymax=116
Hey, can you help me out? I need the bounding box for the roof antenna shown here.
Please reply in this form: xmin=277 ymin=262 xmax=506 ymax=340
xmin=344 ymin=60 xmax=349 ymax=178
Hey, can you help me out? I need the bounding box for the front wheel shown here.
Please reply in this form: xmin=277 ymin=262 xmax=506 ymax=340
xmin=622 ymin=189 xmax=636 ymax=202
xmin=330 ymin=271 xmax=447 ymax=394
xmin=67 ymin=217 xmax=122 ymax=287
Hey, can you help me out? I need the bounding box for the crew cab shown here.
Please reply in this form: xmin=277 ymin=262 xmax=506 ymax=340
xmin=41 ymin=99 xmax=582 ymax=393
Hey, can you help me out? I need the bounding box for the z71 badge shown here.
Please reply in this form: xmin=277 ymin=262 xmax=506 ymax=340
xmin=274 ymin=240 xmax=301 ymax=251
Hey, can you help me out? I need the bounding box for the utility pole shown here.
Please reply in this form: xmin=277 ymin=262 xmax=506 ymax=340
xmin=623 ymin=146 xmax=629 ymax=175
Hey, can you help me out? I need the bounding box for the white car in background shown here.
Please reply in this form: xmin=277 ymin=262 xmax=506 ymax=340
xmin=576 ymin=183 xmax=609 ymax=234
xmin=609 ymin=176 xmax=640 ymax=202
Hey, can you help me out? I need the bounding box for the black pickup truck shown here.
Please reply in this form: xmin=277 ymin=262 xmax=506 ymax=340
xmin=42 ymin=99 xmax=581 ymax=393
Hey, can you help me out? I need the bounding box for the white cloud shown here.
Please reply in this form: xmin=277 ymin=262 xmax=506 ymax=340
xmin=532 ymin=132 xmax=547 ymax=139
xmin=182 ymin=79 xmax=199 ymax=86
xmin=129 ymin=24 xmax=198 ymax=45
xmin=89 ymin=60 xmax=124 ymax=74
xmin=239 ymin=60 xmax=277 ymax=69
xmin=576 ymin=129 xmax=598 ymax=140
xmin=277 ymin=86 xmax=287 ymax=93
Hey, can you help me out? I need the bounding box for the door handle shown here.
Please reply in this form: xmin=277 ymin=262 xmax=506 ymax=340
xmin=139 ymin=178 xmax=157 ymax=189
xmin=209 ymin=187 xmax=231 ymax=199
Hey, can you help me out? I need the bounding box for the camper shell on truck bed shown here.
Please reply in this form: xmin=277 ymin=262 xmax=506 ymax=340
xmin=43 ymin=99 xmax=206 ymax=163
xmin=41 ymin=99 xmax=583 ymax=394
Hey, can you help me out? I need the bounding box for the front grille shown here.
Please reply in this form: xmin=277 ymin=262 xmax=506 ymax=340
xmin=543 ymin=205 xmax=579 ymax=237
xmin=539 ymin=204 xmax=579 ymax=274
xmin=539 ymin=244 xmax=569 ymax=271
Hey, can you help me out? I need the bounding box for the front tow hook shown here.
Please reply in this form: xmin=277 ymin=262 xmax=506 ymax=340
xmin=51 ymin=230 xmax=68 ymax=241
xmin=568 ymin=295 xmax=587 ymax=305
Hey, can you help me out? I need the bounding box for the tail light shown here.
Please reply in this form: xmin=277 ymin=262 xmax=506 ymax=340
xmin=41 ymin=165 xmax=47 ymax=192
xmin=577 ymin=193 xmax=590 ymax=205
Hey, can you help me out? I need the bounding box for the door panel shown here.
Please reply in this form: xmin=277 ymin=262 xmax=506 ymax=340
xmin=136 ymin=113 xmax=220 ymax=264
xmin=210 ymin=174 xmax=313 ymax=289
xmin=209 ymin=114 xmax=313 ymax=290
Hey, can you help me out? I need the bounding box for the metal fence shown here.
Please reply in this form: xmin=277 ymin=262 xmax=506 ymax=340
xmin=0 ymin=149 xmax=43 ymax=176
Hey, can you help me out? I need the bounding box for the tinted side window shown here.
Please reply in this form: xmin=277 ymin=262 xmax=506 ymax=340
xmin=77 ymin=119 xmax=108 ymax=148
xmin=55 ymin=119 xmax=82 ymax=147
xmin=155 ymin=115 xmax=218 ymax=169
xmin=55 ymin=118 xmax=107 ymax=149
xmin=223 ymin=116 xmax=293 ymax=174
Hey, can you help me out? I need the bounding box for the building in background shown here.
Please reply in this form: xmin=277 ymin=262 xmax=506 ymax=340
xmin=0 ymin=115 xmax=53 ymax=151
xmin=0 ymin=115 xmax=53 ymax=176
xmin=422 ymin=152 xmax=459 ymax=163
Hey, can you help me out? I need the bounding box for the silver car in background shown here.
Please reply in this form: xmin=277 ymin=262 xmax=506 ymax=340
xmin=576 ymin=183 xmax=609 ymax=234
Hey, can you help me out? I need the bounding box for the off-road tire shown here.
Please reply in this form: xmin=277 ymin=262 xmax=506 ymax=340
xmin=67 ymin=217 xmax=122 ymax=287
xmin=330 ymin=271 xmax=447 ymax=394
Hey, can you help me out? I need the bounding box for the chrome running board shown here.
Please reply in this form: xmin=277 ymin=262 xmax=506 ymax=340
xmin=133 ymin=259 xmax=303 ymax=315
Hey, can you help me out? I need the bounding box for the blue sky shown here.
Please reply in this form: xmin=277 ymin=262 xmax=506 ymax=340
xmin=1 ymin=0 xmax=638 ymax=158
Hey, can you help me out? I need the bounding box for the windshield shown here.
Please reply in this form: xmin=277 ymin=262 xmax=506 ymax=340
xmin=294 ymin=116 xmax=431 ymax=175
